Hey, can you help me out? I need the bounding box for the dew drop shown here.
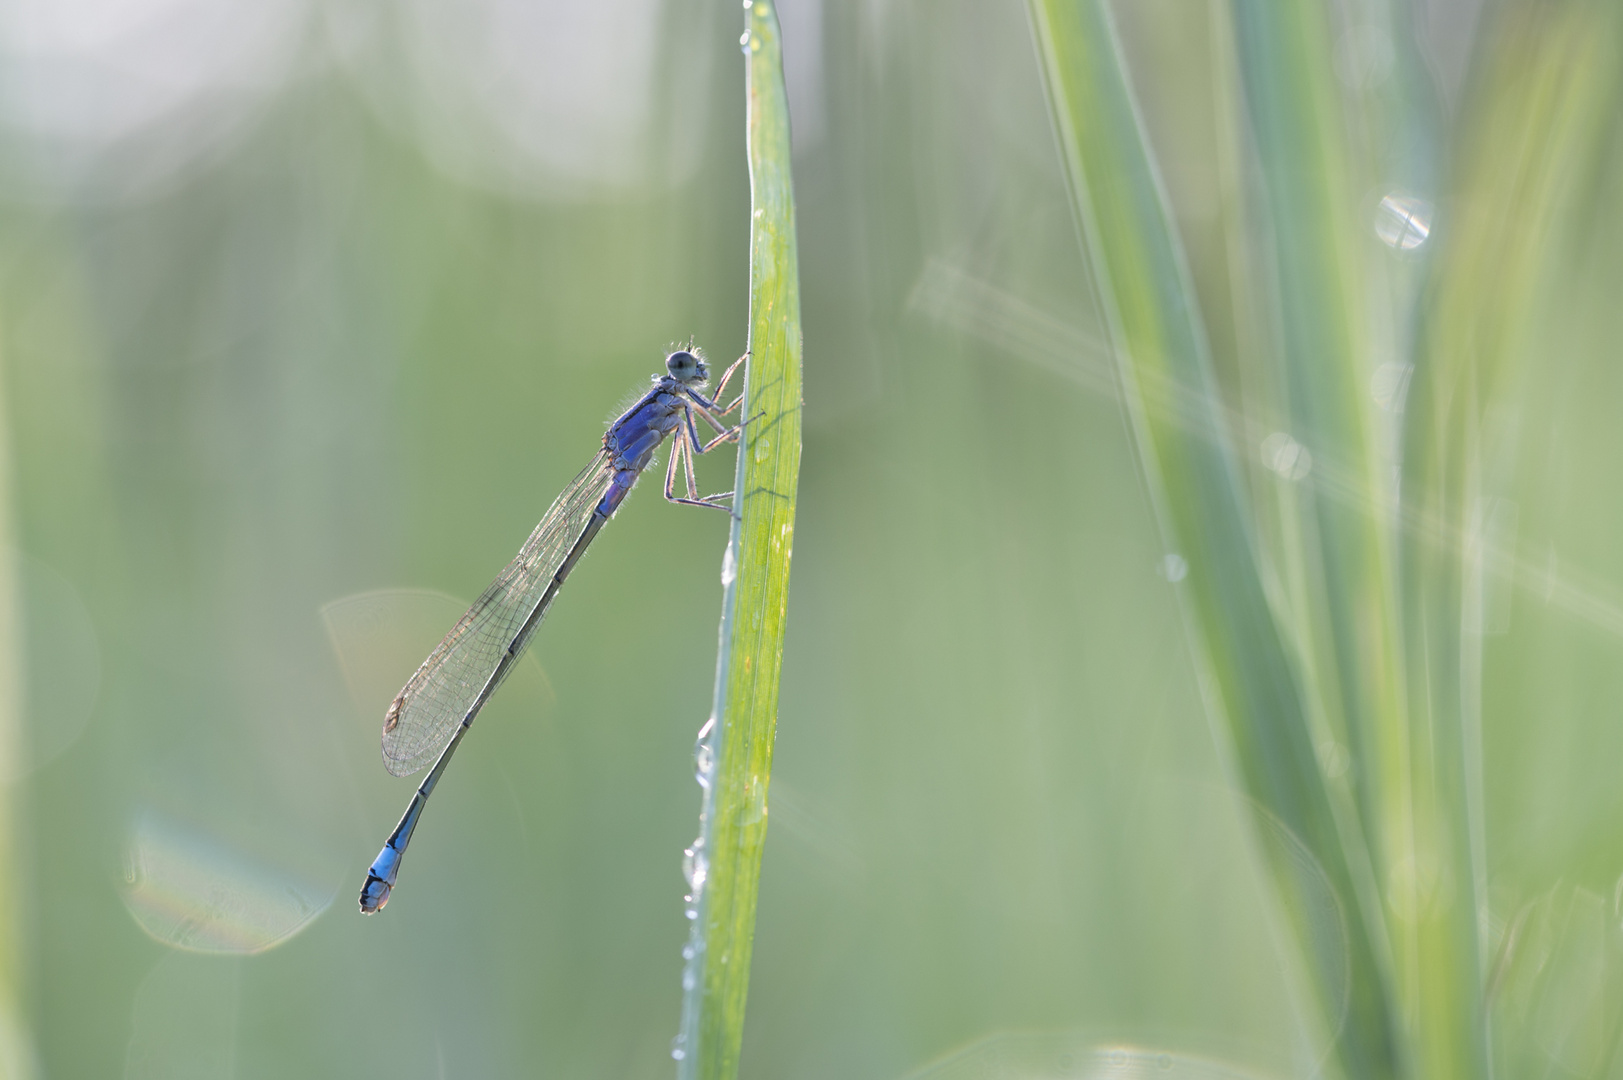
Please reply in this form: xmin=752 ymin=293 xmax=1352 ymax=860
xmin=1261 ymin=432 xmax=1312 ymax=481
xmin=694 ymin=717 xmax=717 ymax=788
xmin=739 ymin=30 xmax=751 ymax=48
xmin=721 ymin=545 xmax=737 ymax=586
xmin=1371 ymin=362 xmax=1412 ymax=412
xmin=1159 ymin=553 xmax=1188 ymax=583
xmin=753 ymin=436 xmax=771 ymax=463
xmin=1375 ymin=192 xmax=1432 ymax=251
xmin=682 ymin=844 xmax=709 ymax=892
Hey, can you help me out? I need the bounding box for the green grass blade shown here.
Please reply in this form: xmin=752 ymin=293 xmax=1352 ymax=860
xmin=1025 ymin=3 xmax=1400 ymax=1074
xmin=1224 ymin=0 xmax=1414 ymax=927
xmin=675 ymin=4 xmax=803 ymax=1078
xmin=1402 ymin=4 xmax=1621 ymax=1076
xmin=1221 ymin=2 xmax=1438 ymax=1072
xmin=0 ymin=347 xmax=34 ymax=1079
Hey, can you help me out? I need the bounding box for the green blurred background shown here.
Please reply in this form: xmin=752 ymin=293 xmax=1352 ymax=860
xmin=0 ymin=0 xmax=1619 ymax=1077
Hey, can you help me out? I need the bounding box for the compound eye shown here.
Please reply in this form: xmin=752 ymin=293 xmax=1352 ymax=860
xmin=666 ymin=350 xmax=703 ymax=382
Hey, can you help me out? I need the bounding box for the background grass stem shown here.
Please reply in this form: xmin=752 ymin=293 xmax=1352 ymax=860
xmin=0 ymin=336 xmax=33 ymax=1080
xmin=1026 ymin=2 xmax=1401 ymax=1073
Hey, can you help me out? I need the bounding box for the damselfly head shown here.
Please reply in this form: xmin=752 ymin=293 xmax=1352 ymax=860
xmin=665 ymin=348 xmax=708 ymax=385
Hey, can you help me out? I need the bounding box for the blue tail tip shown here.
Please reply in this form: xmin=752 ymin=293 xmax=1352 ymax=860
xmin=359 ymin=875 xmax=392 ymax=914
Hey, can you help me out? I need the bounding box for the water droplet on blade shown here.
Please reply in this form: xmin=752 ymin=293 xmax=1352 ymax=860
xmin=1261 ymin=432 xmax=1313 ymax=481
xmin=694 ymin=717 xmax=717 ymax=788
xmin=682 ymin=843 xmax=708 ymax=892
xmin=1371 ymin=362 xmax=1413 ymax=412
xmin=1159 ymin=554 xmax=1188 ymax=583
xmin=1375 ymin=192 xmax=1432 ymax=251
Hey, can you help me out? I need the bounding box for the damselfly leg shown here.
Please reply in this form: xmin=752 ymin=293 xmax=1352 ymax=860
xmin=665 ymin=353 xmax=752 ymax=511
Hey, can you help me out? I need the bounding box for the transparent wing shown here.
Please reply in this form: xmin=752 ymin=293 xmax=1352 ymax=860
xmin=380 ymin=451 xmax=617 ymax=777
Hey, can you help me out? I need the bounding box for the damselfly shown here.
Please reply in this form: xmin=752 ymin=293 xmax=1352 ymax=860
xmin=359 ymin=348 xmax=747 ymax=913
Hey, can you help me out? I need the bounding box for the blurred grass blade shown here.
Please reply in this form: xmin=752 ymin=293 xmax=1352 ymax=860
xmin=1403 ymin=4 xmax=1621 ymax=1076
xmin=0 ymin=342 xmax=36 ymax=1079
xmin=1221 ymin=2 xmax=1443 ymax=1073
xmin=676 ymin=4 xmax=803 ymax=1078
xmin=1223 ymin=0 xmax=1416 ymax=961
xmin=1025 ymin=2 xmax=1400 ymax=1074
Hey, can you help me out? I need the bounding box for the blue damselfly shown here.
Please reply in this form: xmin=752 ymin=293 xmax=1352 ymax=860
xmin=359 ymin=348 xmax=746 ymax=913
